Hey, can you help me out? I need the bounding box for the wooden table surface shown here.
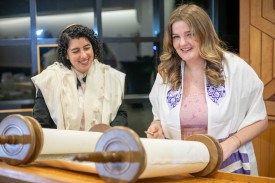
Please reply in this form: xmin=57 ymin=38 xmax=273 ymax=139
xmin=0 ymin=162 xmax=275 ymax=183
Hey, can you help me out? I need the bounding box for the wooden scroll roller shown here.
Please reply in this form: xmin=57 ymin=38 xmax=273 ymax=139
xmin=0 ymin=114 xmax=223 ymax=183
xmin=0 ymin=114 xmax=43 ymax=166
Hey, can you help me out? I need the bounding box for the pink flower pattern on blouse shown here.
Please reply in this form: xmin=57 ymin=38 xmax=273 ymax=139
xmin=165 ymin=80 xmax=226 ymax=139
xmin=180 ymin=93 xmax=208 ymax=140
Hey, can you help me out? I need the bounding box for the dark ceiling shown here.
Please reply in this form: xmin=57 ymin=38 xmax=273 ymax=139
xmin=0 ymin=0 xmax=135 ymax=18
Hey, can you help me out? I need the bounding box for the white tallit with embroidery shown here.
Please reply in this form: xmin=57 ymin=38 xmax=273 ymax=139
xmin=32 ymin=59 xmax=125 ymax=130
xmin=149 ymin=52 xmax=267 ymax=175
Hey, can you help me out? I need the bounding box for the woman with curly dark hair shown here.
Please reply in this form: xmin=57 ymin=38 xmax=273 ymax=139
xmin=32 ymin=24 xmax=127 ymax=130
xmin=146 ymin=4 xmax=267 ymax=175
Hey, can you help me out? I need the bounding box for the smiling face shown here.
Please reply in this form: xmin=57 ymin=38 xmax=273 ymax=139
xmin=66 ymin=37 xmax=94 ymax=73
xmin=172 ymin=20 xmax=202 ymax=64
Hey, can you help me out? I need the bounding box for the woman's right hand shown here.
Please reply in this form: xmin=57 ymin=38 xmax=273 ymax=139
xmin=146 ymin=120 xmax=165 ymax=139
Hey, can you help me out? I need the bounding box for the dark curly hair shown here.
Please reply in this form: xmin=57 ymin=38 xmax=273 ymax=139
xmin=57 ymin=24 xmax=102 ymax=69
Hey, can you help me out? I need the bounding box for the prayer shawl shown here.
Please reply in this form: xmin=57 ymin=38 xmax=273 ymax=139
xmin=32 ymin=59 xmax=125 ymax=131
xmin=149 ymin=52 xmax=266 ymax=175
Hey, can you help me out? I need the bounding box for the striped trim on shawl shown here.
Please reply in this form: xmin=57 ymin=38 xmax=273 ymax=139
xmin=218 ymin=134 xmax=251 ymax=175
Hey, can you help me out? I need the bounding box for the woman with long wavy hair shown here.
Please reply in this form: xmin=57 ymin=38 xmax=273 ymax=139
xmin=146 ymin=4 xmax=267 ymax=175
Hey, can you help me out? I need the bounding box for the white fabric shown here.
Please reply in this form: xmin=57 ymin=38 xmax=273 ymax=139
xmin=31 ymin=59 xmax=125 ymax=130
xmin=149 ymin=52 xmax=267 ymax=174
xmin=73 ymin=68 xmax=86 ymax=130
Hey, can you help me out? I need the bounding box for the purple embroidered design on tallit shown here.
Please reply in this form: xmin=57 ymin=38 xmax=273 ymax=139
xmin=206 ymin=82 xmax=226 ymax=105
xmin=166 ymin=89 xmax=181 ymax=110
